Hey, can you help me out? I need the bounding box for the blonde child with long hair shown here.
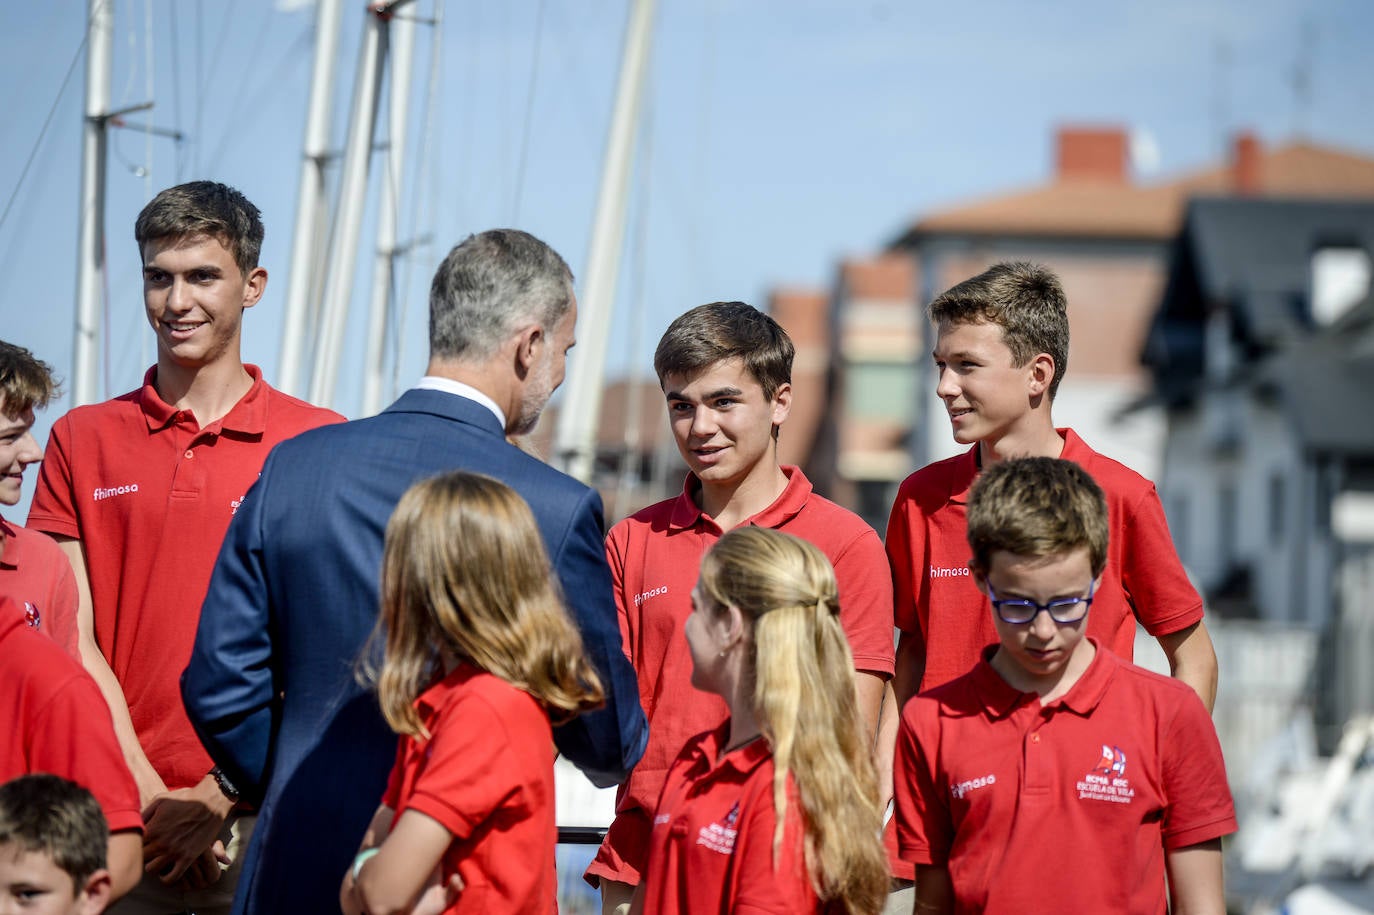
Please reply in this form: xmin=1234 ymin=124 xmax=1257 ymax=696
xmin=633 ymin=527 xmax=888 ymax=915
xmin=340 ymin=471 xmax=603 ymax=915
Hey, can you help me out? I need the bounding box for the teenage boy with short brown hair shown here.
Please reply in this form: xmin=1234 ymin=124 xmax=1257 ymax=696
xmin=29 ymin=181 xmax=342 ymax=914
xmin=585 ymin=301 xmax=895 ymax=914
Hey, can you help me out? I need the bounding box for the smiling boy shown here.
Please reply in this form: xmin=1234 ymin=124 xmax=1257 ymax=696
xmin=894 ymin=457 xmax=1235 ymax=915
xmin=886 ymin=262 xmax=1217 ymax=706
xmin=585 ymin=301 xmax=895 ymax=913
xmin=28 ymin=182 xmax=342 ymax=915
xmin=0 ymin=342 xmax=78 ymax=655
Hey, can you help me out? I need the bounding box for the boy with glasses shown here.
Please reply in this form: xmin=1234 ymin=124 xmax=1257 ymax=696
xmin=893 ymin=457 xmax=1234 ymax=914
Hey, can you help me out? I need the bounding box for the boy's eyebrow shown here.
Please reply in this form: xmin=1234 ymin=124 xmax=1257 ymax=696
xmin=664 ymin=385 xmax=745 ymax=401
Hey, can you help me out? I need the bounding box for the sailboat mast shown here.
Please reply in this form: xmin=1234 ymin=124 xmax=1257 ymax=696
xmin=554 ymin=0 xmax=657 ymax=483
xmin=72 ymin=0 xmax=113 ymax=406
xmin=361 ymin=6 xmax=418 ymax=417
xmin=278 ymin=0 xmax=344 ymax=399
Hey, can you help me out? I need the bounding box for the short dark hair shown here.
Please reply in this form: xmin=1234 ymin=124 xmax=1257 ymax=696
xmin=0 ymin=774 xmax=108 ymax=888
xmin=428 ymin=229 xmax=575 ymax=362
xmin=653 ymin=301 xmax=793 ymax=400
xmin=929 ymin=261 xmax=1069 ymax=399
xmin=0 ymin=341 xmax=58 ymax=415
xmin=966 ymin=457 xmax=1108 ymax=576
xmin=134 ymin=181 xmax=264 ymax=275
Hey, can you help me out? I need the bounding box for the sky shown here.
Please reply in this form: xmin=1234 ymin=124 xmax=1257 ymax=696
xmin=3 ymin=0 xmax=1374 ymax=518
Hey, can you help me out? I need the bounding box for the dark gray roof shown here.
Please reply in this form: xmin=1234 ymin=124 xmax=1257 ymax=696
xmin=1257 ymin=295 xmax=1374 ymax=455
xmin=1145 ymin=197 xmax=1374 ymax=405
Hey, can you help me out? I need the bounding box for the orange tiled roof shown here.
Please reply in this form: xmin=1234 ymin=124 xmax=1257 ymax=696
xmin=905 ymin=140 xmax=1374 ymax=241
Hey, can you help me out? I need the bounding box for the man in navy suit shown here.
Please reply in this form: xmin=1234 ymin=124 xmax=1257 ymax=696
xmin=180 ymin=229 xmax=648 ymax=914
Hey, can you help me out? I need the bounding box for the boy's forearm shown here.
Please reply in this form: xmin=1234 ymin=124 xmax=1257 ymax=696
xmin=914 ymin=864 xmax=954 ymax=914
xmin=1165 ymin=839 xmax=1226 ymax=915
xmin=1157 ymin=620 xmax=1218 ymax=714
xmin=894 ymin=630 xmax=926 ymax=707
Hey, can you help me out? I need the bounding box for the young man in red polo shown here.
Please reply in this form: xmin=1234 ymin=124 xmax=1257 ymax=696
xmin=29 ymin=181 xmax=342 ymax=915
xmin=0 ymin=341 xmax=78 ymax=656
xmin=894 ymin=457 xmax=1234 ymax=914
xmin=585 ymin=301 xmax=895 ymax=914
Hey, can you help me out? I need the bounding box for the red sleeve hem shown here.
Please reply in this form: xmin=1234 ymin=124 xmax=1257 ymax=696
xmin=1164 ymin=815 xmax=1237 ymax=850
xmin=20 ymin=514 xmax=80 ymax=540
xmin=1139 ymin=600 xmax=1205 ymax=637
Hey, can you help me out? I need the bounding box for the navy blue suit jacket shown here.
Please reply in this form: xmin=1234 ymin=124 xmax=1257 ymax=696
xmin=181 ymin=389 xmax=647 ymax=915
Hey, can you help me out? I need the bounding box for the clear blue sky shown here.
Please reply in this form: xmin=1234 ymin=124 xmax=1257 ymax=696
xmin=4 ymin=0 xmax=1374 ymax=516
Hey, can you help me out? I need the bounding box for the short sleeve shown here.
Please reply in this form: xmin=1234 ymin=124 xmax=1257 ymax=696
xmin=604 ymin=523 xmax=635 ymax=666
xmin=885 ymin=481 xmax=928 ymax=640
xmin=400 ymin=693 xmax=546 ymax=841
xmin=27 ymin=415 xmax=81 ymax=539
xmin=1119 ymin=486 xmax=1204 ymax=636
xmin=830 ymin=526 xmax=896 ymax=677
xmin=1160 ymin=690 xmax=1237 ymax=849
xmin=894 ymin=700 xmax=948 ymax=866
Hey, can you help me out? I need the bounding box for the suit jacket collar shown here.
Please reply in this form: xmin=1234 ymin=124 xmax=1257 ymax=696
xmin=384 ymin=388 xmax=506 ymax=438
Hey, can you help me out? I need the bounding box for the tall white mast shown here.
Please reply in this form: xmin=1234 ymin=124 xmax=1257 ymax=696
xmin=309 ymin=1 xmax=413 ymax=410
xmin=277 ymin=0 xmax=344 ymax=398
xmin=72 ymin=0 xmax=114 ymax=406
xmin=360 ymin=7 xmax=417 ymax=416
xmin=554 ymin=0 xmax=657 ymax=482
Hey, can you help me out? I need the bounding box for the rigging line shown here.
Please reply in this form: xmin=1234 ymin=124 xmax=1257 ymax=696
xmin=393 ymin=0 xmax=446 ymax=398
xmin=0 ymin=0 xmax=105 ymax=237
xmin=194 ymin=0 xmax=204 ymax=176
xmin=203 ymin=20 xmax=313 ymax=176
xmin=200 ymin=0 xmax=243 ymax=108
xmin=510 ymin=0 xmax=546 ymax=223
xmin=168 ymin=0 xmax=185 ymax=180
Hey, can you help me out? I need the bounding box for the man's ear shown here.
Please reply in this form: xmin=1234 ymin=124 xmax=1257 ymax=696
xmin=770 ymin=382 xmax=792 ymax=428
xmin=512 ymin=324 xmax=545 ymax=377
xmin=241 ymin=266 xmax=268 ymax=310
xmin=77 ymin=868 xmax=112 ymax=915
xmin=1027 ymin=353 xmax=1055 ymax=397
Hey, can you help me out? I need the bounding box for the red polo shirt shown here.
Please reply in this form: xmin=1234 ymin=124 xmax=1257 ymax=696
xmin=27 ymin=365 xmax=342 ymax=790
xmin=381 ymin=664 xmax=557 ymax=915
xmin=0 ymin=516 xmax=78 ymax=657
xmin=639 ymin=725 xmax=823 ymax=915
xmin=0 ymin=598 xmax=142 ymax=834
xmin=588 ymin=466 xmax=894 ymax=885
xmin=894 ymin=642 xmax=1236 ymax=915
xmin=886 ymin=428 xmax=1203 ymax=694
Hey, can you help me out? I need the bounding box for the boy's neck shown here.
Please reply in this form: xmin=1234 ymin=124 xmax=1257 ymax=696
xmin=154 ymin=353 xmax=253 ymax=428
xmin=991 ymin=638 xmax=1097 ymax=704
xmin=696 ymin=459 xmax=789 ymax=531
xmin=978 ymin=417 xmax=1065 ymax=467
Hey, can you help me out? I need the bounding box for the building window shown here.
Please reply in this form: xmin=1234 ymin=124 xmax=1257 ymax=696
xmin=844 ymin=361 xmax=917 ymax=423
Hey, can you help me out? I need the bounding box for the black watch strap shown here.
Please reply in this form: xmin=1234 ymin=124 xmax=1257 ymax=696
xmin=210 ymin=766 xmax=241 ymax=803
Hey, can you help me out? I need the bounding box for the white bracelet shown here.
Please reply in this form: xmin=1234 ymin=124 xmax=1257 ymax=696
xmin=352 ymin=848 xmax=380 ymax=881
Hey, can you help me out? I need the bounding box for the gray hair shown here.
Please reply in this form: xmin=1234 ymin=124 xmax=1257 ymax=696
xmin=429 ymin=230 xmax=575 ymax=361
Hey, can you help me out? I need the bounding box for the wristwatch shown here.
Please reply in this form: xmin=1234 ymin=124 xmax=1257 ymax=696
xmin=210 ymin=766 xmax=241 ymax=803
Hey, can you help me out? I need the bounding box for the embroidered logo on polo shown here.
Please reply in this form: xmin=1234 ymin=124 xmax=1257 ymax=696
xmin=950 ymin=773 xmax=996 ymax=800
xmin=696 ymin=802 xmax=740 ymax=855
xmin=23 ymin=602 xmax=40 ymax=630
xmin=1076 ymin=744 xmax=1134 ymax=805
xmin=634 ymin=585 xmax=668 ymax=606
xmin=929 ymin=565 xmax=971 ymax=580
xmin=93 ymin=483 xmax=139 ymax=501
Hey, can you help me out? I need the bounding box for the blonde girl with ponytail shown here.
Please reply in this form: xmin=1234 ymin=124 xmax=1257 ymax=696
xmin=634 ymin=527 xmax=888 ymax=915
xmin=341 ymin=471 xmax=604 ymax=915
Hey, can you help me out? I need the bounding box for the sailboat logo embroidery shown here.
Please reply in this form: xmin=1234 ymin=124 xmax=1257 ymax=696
xmin=1076 ymin=744 xmax=1134 ymax=805
xmin=1091 ymin=745 xmax=1127 ymax=779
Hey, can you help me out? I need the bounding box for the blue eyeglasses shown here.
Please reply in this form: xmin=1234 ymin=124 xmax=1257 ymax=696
xmin=985 ymin=579 xmax=1095 ymax=625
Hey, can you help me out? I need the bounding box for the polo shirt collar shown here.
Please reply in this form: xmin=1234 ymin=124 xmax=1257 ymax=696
xmin=948 ymin=428 xmax=1080 ymax=505
xmin=970 ymin=638 xmax=1116 ymax=718
xmin=138 ymin=364 xmax=269 ymax=435
xmin=0 ymin=516 xmax=16 ymax=568
xmin=683 ymin=723 xmax=772 ymax=779
xmin=667 ymin=465 xmax=812 ymax=533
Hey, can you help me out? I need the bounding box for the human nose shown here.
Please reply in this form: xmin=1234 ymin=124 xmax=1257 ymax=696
xmin=1027 ymin=610 xmax=1058 ymax=639
xmin=935 ymin=365 xmax=959 ymax=400
xmin=689 ymin=406 xmax=717 ymax=438
xmin=16 ymin=431 xmax=41 ymax=465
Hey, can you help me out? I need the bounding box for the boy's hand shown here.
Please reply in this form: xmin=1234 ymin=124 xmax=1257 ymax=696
xmin=412 ymin=872 xmax=465 ymax=915
xmin=141 ymin=775 xmax=235 ymax=884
